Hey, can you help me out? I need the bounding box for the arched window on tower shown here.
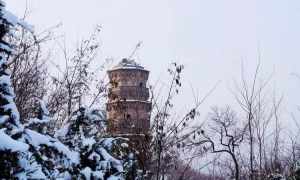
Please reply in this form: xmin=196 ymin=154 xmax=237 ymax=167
xmin=126 ymin=113 xmax=131 ymax=120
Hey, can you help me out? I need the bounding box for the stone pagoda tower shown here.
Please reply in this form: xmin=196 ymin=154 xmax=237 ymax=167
xmin=106 ymin=58 xmax=151 ymax=136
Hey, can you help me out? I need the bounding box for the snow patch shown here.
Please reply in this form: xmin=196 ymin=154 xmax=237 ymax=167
xmin=0 ymin=129 xmax=28 ymax=152
xmin=99 ymin=147 xmax=123 ymax=172
xmin=1 ymin=6 xmax=33 ymax=31
xmin=25 ymin=129 xmax=80 ymax=164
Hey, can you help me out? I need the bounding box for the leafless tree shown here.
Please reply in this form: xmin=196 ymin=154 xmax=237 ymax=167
xmin=199 ymin=106 xmax=246 ymax=180
xmin=150 ymin=62 xmax=218 ymax=180
xmin=47 ymin=26 xmax=108 ymax=127
xmin=8 ymin=21 xmax=59 ymax=122
xmin=232 ymin=61 xmax=278 ymax=179
xmin=184 ymin=61 xmax=290 ymax=180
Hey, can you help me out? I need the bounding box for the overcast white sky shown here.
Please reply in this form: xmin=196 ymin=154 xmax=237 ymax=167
xmin=8 ymin=0 xmax=300 ymax=130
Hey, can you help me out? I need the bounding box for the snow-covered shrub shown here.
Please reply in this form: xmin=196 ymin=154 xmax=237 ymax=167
xmin=268 ymin=173 xmax=285 ymax=180
xmin=23 ymin=128 xmax=79 ymax=178
xmin=0 ymin=0 xmax=23 ymax=136
xmin=0 ymin=149 xmax=20 ymax=178
xmin=24 ymin=99 xmax=51 ymax=134
xmin=57 ymin=107 xmax=143 ymax=179
xmin=0 ymin=1 xmax=46 ymax=179
xmin=289 ymin=160 xmax=300 ymax=180
xmin=57 ymin=107 xmax=106 ymax=146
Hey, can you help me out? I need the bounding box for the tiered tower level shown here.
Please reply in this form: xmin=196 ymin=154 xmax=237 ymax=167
xmin=107 ymin=59 xmax=151 ymax=135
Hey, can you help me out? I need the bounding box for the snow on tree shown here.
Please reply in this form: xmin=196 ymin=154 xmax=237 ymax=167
xmin=23 ymin=128 xmax=80 ymax=178
xmin=57 ymin=107 xmax=106 ymax=147
xmin=0 ymin=0 xmax=23 ymax=135
xmin=289 ymin=160 xmax=300 ymax=180
xmin=57 ymin=107 xmax=143 ymax=179
xmin=267 ymin=172 xmax=285 ymax=180
xmin=0 ymin=1 xmax=46 ymax=179
xmin=24 ymin=99 xmax=52 ymax=134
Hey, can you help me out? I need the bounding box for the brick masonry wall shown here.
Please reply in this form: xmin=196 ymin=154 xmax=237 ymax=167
xmin=107 ymin=68 xmax=151 ymax=136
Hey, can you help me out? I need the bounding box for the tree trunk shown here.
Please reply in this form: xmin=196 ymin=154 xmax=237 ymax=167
xmin=231 ymin=153 xmax=240 ymax=180
xmin=248 ymin=111 xmax=254 ymax=180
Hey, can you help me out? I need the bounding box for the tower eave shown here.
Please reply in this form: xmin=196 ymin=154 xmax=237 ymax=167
xmin=107 ymin=67 xmax=149 ymax=73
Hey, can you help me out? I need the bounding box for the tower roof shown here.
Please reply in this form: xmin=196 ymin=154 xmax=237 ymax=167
xmin=111 ymin=58 xmax=145 ymax=70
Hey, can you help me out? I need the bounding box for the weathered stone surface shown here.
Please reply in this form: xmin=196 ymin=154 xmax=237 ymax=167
xmin=106 ymin=59 xmax=151 ymax=136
